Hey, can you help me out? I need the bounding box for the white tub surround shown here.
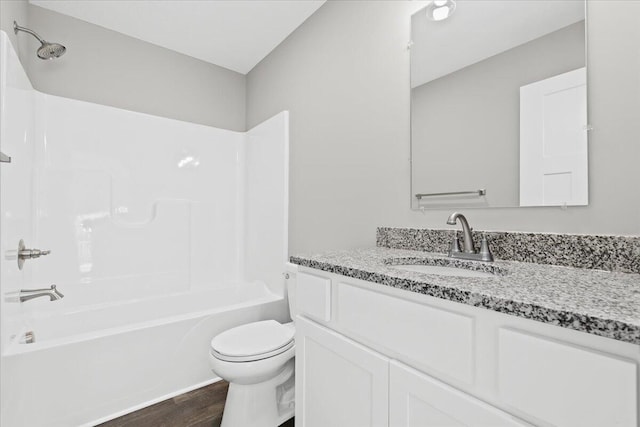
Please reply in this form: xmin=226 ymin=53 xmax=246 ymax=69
xmin=0 ymin=30 xmax=289 ymax=427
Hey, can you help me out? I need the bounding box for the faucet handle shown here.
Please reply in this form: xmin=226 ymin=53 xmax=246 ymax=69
xmin=19 ymin=248 xmax=51 ymax=259
xmin=448 ymin=232 xmax=462 ymax=256
xmin=16 ymin=239 xmax=51 ymax=270
xmin=479 ymin=234 xmax=494 ymax=262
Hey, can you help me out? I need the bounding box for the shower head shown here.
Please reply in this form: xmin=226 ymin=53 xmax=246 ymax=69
xmin=13 ymin=21 xmax=66 ymax=60
xmin=36 ymin=41 xmax=66 ymax=59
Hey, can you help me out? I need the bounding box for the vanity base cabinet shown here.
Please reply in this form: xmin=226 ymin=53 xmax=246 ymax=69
xmin=295 ymin=315 xmax=529 ymax=427
xmin=295 ymin=316 xmax=389 ymax=427
xmin=294 ymin=268 xmax=640 ymax=427
xmin=389 ymin=361 xmax=531 ymax=427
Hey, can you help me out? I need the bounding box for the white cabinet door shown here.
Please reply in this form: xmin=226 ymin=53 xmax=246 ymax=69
xmin=296 ymin=316 xmax=389 ymax=427
xmin=519 ymin=67 xmax=588 ymax=206
xmin=389 ymin=361 xmax=531 ymax=427
xmin=498 ymin=328 xmax=637 ymax=427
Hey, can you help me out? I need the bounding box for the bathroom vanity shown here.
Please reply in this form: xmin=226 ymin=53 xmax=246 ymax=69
xmin=289 ymin=242 xmax=640 ymax=427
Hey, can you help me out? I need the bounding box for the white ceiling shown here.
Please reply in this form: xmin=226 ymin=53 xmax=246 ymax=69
xmin=29 ymin=0 xmax=326 ymax=74
xmin=411 ymin=0 xmax=585 ymax=88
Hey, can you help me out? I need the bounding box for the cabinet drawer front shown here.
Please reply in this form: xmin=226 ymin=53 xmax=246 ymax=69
xmin=297 ymin=271 xmax=331 ymax=321
xmin=390 ymin=361 xmax=530 ymax=427
xmin=338 ymin=282 xmax=474 ymax=384
xmin=498 ymin=328 xmax=638 ymax=427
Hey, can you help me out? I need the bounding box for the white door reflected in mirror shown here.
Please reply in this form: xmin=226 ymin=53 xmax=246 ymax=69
xmin=519 ymin=67 xmax=588 ymax=207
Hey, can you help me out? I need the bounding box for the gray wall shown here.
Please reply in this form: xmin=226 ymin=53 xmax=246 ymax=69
xmin=247 ymin=1 xmax=413 ymax=253
xmin=0 ymin=0 xmax=29 ymax=65
xmin=412 ymin=21 xmax=585 ymax=208
xmin=4 ymin=0 xmax=639 ymax=254
xmin=4 ymin=4 xmax=246 ymax=131
xmin=247 ymin=1 xmax=640 ymax=254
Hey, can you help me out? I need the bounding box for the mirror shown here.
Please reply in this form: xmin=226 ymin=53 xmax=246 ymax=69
xmin=410 ymin=1 xmax=587 ymax=209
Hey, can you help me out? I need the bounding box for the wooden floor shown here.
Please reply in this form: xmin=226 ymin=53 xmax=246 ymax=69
xmin=98 ymin=381 xmax=295 ymax=427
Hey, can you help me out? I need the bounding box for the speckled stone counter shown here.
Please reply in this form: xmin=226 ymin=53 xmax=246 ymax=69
xmin=290 ymin=247 xmax=640 ymax=345
xmin=377 ymin=227 xmax=640 ymax=274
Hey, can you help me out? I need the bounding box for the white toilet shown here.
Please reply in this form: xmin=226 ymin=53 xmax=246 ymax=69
xmin=209 ymin=280 xmax=297 ymax=427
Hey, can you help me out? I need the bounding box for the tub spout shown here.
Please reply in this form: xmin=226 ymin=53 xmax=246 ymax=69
xmin=19 ymin=285 xmax=64 ymax=303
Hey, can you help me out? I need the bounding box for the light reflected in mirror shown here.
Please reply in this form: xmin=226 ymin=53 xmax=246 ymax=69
xmin=410 ymin=0 xmax=587 ymax=210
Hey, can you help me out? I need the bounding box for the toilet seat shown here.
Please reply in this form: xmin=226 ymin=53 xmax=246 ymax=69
xmin=211 ymin=320 xmax=295 ymax=362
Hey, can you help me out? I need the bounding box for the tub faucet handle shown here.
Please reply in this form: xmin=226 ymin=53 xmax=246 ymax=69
xmin=19 ymin=247 xmax=51 ymax=259
xmin=16 ymin=239 xmax=51 ymax=270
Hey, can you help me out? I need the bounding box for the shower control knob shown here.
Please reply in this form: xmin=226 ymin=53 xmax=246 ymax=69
xmin=20 ymin=248 xmax=51 ymax=259
xmin=17 ymin=239 xmax=51 ymax=270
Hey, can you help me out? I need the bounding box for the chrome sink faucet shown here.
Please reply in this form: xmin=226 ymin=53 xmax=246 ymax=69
xmin=446 ymin=212 xmax=493 ymax=262
xmin=447 ymin=212 xmax=475 ymax=253
xmin=19 ymin=285 xmax=64 ymax=303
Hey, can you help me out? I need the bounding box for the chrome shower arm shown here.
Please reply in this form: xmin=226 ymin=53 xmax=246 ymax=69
xmin=13 ymin=20 xmax=66 ymax=59
xmin=14 ymin=21 xmax=46 ymax=44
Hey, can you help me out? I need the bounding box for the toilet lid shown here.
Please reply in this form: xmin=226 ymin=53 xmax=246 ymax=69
xmin=210 ymin=320 xmax=295 ymax=359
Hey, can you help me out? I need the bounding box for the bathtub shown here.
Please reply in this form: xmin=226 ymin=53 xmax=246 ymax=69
xmin=0 ymin=282 xmax=289 ymax=427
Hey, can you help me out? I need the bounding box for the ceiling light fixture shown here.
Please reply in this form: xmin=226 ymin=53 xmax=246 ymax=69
xmin=426 ymin=0 xmax=457 ymax=22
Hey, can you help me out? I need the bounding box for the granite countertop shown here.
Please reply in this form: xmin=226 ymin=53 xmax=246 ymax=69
xmin=290 ymin=247 xmax=640 ymax=345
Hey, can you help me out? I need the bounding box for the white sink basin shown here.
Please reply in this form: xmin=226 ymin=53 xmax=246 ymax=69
xmin=391 ymin=264 xmax=497 ymax=278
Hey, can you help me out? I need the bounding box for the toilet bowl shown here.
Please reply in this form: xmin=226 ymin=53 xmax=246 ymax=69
xmin=209 ymin=320 xmax=296 ymax=427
